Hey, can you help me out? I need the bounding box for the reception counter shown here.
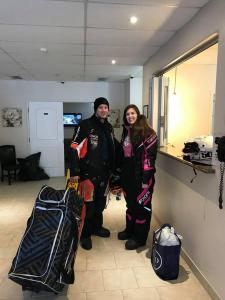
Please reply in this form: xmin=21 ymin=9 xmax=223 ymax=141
xmin=158 ymin=145 xmax=215 ymax=174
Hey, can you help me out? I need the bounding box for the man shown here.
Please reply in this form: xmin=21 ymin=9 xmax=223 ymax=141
xmin=69 ymin=97 xmax=117 ymax=250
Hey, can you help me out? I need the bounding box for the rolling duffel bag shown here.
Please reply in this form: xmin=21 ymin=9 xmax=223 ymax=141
xmin=151 ymin=224 xmax=182 ymax=280
xmin=8 ymin=185 xmax=84 ymax=293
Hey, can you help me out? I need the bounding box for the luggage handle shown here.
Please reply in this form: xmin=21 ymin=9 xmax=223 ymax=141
xmin=66 ymin=169 xmax=86 ymax=239
xmin=66 ymin=180 xmax=79 ymax=192
xmin=66 ymin=169 xmax=79 ymax=192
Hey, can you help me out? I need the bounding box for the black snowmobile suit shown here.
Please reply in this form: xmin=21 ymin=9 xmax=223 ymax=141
xmin=69 ymin=114 xmax=116 ymax=238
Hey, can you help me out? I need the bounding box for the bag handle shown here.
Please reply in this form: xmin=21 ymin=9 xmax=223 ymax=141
xmin=159 ymin=223 xmax=172 ymax=229
xmin=154 ymin=224 xmax=169 ymax=243
xmin=154 ymin=223 xmax=181 ymax=245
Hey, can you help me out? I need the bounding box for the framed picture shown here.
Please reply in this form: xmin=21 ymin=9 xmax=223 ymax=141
xmin=1 ymin=107 xmax=22 ymax=127
xmin=143 ymin=105 xmax=149 ymax=118
xmin=108 ymin=109 xmax=120 ymax=128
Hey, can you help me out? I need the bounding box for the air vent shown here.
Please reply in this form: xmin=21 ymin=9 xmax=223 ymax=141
xmin=45 ymin=0 xmax=77 ymax=2
xmin=98 ymin=77 xmax=107 ymax=81
xmin=10 ymin=76 xmax=23 ymax=80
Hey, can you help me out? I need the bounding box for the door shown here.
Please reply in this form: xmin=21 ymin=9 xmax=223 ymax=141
xmin=159 ymin=76 xmax=169 ymax=147
xmin=29 ymin=101 xmax=64 ymax=177
xmin=150 ymin=76 xmax=169 ymax=146
xmin=150 ymin=76 xmax=159 ymax=136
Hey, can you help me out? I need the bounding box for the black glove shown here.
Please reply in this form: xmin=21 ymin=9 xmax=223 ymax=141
xmin=109 ymin=170 xmax=121 ymax=190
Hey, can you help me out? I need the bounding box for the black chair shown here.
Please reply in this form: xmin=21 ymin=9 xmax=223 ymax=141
xmin=0 ymin=145 xmax=20 ymax=185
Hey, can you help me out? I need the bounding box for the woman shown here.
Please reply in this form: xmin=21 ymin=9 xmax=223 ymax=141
xmin=118 ymin=104 xmax=157 ymax=250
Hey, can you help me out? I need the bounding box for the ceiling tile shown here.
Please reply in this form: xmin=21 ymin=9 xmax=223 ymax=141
xmin=9 ymin=53 xmax=84 ymax=65
xmin=25 ymin=63 xmax=84 ymax=75
xmin=0 ymin=60 xmax=32 ymax=78
xmin=44 ymin=0 xmax=85 ymax=2
xmin=89 ymin=0 xmax=209 ymax=8
xmin=0 ymin=64 xmax=34 ymax=80
xmin=0 ymin=41 xmax=84 ymax=56
xmin=85 ymin=65 xmax=143 ymax=77
xmin=86 ymin=45 xmax=159 ymax=57
xmin=31 ymin=72 xmax=85 ymax=82
xmin=0 ymin=0 xmax=209 ymax=81
xmin=86 ymin=56 xmax=148 ymax=65
xmin=87 ymin=28 xmax=174 ymax=47
xmin=83 ymin=74 xmax=129 ymax=82
xmin=26 ymin=65 xmax=84 ymax=81
xmin=0 ymin=0 xmax=84 ymax=26
xmin=87 ymin=3 xmax=198 ymax=31
xmin=0 ymin=73 xmax=33 ymax=80
xmin=0 ymin=25 xmax=84 ymax=43
xmin=0 ymin=51 xmax=17 ymax=64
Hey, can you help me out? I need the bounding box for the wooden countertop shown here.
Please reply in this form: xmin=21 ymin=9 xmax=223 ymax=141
xmin=158 ymin=145 xmax=215 ymax=174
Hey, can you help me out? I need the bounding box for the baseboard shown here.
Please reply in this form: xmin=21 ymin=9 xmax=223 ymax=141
xmin=152 ymin=213 xmax=221 ymax=300
xmin=181 ymin=249 xmax=221 ymax=300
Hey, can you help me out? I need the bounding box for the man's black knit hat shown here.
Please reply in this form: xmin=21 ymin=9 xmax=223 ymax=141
xmin=94 ymin=97 xmax=109 ymax=112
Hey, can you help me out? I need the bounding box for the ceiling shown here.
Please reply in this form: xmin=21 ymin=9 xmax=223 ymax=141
xmin=0 ymin=0 xmax=210 ymax=82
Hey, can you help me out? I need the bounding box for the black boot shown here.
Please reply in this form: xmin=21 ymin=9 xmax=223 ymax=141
xmin=117 ymin=229 xmax=132 ymax=240
xmin=125 ymin=238 xmax=145 ymax=250
xmin=93 ymin=227 xmax=110 ymax=238
xmin=80 ymin=236 xmax=92 ymax=250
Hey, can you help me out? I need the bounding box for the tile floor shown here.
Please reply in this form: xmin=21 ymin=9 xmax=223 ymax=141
xmin=0 ymin=177 xmax=212 ymax=300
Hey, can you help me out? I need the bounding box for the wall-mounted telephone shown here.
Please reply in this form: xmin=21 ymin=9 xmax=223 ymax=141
xmin=215 ymin=136 xmax=225 ymax=209
xmin=215 ymin=136 xmax=225 ymax=162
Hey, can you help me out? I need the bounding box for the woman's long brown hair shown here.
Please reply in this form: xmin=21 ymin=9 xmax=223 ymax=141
xmin=131 ymin=114 xmax=155 ymax=145
xmin=123 ymin=104 xmax=155 ymax=145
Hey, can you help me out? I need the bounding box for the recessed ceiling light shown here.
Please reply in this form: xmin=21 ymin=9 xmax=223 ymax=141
xmin=40 ymin=47 xmax=48 ymax=53
xmin=111 ymin=59 xmax=116 ymax=64
xmin=130 ymin=16 xmax=138 ymax=24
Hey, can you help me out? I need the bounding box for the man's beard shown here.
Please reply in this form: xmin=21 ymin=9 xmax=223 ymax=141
xmin=96 ymin=113 xmax=108 ymax=122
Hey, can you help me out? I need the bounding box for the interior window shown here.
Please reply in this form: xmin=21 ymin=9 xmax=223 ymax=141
xmin=161 ymin=43 xmax=218 ymax=150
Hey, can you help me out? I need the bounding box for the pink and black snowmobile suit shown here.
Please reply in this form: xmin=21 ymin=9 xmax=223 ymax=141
xmin=121 ymin=126 xmax=157 ymax=246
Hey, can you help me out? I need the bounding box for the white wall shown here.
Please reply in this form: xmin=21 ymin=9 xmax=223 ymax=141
xmin=124 ymin=79 xmax=130 ymax=108
xmin=155 ymin=155 xmax=225 ymax=297
xmin=0 ymin=80 xmax=125 ymax=157
xmin=129 ymin=77 xmax=143 ymax=113
xmin=122 ymin=77 xmax=143 ymax=115
xmin=143 ymin=0 xmax=225 ymax=298
xmin=108 ymin=82 xmax=126 ymax=140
